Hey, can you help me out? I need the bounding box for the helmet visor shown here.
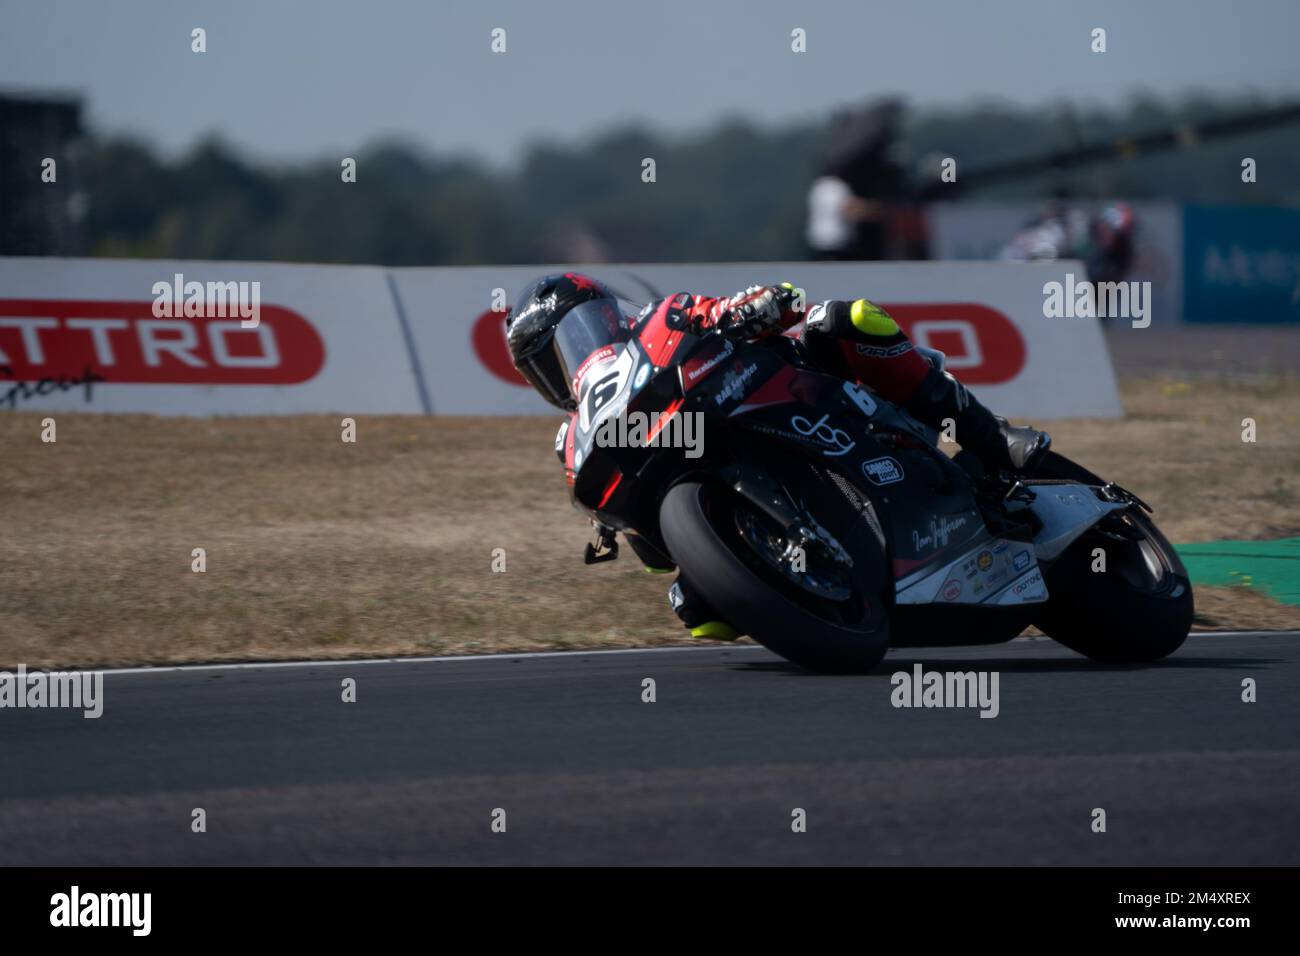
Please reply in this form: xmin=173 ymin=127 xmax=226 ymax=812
xmin=553 ymin=299 xmax=631 ymax=401
xmin=515 ymin=341 xmax=572 ymax=410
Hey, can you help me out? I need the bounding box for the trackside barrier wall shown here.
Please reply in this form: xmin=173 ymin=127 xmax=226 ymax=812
xmin=0 ymin=257 xmax=424 ymax=414
xmin=1 ymin=257 xmax=1122 ymax=419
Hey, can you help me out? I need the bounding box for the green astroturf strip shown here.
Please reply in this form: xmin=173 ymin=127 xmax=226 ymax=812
xmin=1175 ymin=537 xmax=1300 ymax=606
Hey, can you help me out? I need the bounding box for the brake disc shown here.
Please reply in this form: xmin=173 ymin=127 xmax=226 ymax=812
xmin=733 ymin=508 xmax=852 ymax=601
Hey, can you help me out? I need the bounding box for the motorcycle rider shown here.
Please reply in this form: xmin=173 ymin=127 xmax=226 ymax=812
xmin=507 ymin=272 xmax=1050 ymax=640
xmin=1001 ymin=198 xmax=1137 ymax=285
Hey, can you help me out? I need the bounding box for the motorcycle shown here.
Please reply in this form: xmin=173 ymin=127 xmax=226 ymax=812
xmin=555 ymin=297 xmax=1193 ymax=673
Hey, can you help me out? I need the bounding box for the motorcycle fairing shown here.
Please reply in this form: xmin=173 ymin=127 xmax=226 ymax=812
xmin=894 ymin=533 xmax=1048 ymax=606
xmin=569 ymin=338 xmax=654 ymax=466
xmin=894 ymin=481 xmax=1130 ymax=606
xmin=635 ymin=293 xmax=694 ymax=367
xmin=689 ymin=351 xmax=1056 ymax=607
xmin=564 ymin=327 xmax=1131 ymax=612
xmin=1010 ymin=482 xmax=1129 ymax=561
xmin=696 ymin=355 xmax=992 ymax=578
xmin=569 ymin=335 xmax=702 ymax=528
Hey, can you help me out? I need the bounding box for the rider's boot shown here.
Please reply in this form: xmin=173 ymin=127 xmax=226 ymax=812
xmin=669 ymin=578 xmax=740 ymax=641
xmin=905 ymin=364 xmax=1051 ymax=475
xmin=624 ymin=532 xmax=740 ymax=640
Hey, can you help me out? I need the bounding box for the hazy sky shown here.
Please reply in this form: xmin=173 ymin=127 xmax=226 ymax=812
xmin=2 ymin=0 xmax=1298 ymax=166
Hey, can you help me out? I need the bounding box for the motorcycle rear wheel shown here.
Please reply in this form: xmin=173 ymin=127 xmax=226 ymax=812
xmin=1031 ymin=452 xmax=1194 ymax=663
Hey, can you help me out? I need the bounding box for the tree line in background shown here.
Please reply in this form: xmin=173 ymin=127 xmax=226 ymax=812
xmin=78 ymin=94 xmax=1300 ymax=265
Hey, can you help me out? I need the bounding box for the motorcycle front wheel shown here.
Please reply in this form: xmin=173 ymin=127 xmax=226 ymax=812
xmin=659 ymin=477 xmax=891 ymax=673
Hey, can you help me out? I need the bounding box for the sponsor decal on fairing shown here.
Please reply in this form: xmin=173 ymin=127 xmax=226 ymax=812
xmin=861 ymin=455 xmax=904 ymax=485
xmin=911 ymin=513 xmax=969 ymax=552
xmin=792 ymin=413 xmax=857 ymax=457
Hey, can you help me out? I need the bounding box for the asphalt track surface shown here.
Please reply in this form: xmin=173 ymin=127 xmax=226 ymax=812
xmin=2 ymin=631 xmax=1297 ymax=866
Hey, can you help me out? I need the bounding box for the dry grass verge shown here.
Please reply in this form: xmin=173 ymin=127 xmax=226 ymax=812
xmin=4 ymin=375 xmax=1298 ymax=668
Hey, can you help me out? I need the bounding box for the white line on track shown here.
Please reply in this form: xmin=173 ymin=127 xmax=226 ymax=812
xmin=90 ymin=630 xmax=1299 ymax=677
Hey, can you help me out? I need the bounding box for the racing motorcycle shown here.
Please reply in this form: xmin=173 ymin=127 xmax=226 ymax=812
xmin=556 ymin=298 xmax=1193 ymax=673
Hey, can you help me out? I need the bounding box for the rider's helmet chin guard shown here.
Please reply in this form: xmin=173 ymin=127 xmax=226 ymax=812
xmin=507 ymin=272 xmax=619 ymax=411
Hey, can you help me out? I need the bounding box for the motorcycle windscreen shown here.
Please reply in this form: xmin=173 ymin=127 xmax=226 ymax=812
xmin=553 ymin=299 xmax=633 ymax=403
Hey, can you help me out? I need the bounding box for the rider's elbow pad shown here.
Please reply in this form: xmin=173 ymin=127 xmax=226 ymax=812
xmin=803 ymin=300 xmax=851 ymax=339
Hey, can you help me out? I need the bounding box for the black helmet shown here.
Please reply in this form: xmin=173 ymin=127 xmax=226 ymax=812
xmin=507 ymin=272 xmax=619 ymax=410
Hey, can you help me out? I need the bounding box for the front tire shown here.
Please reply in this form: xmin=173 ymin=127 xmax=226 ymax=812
xmin=659 ymin=479 xmax=891 ymax=672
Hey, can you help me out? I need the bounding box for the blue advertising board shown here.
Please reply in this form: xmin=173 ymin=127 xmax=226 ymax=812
xmin=1183 ymin=206 xmax=1300 ymax=324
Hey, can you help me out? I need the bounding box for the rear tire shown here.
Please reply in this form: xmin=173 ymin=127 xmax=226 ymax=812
xmin=1031 ymin=452 xmax=1194 ymax=663
xmin=659 ymin=480 xmax=891 ymax=672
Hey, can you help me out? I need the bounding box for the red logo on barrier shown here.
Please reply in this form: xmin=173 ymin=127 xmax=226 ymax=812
xmin=885 ymin=304 xmax=1025 ymax=386
xmin=472 ymin=309 xmax=528 ymax=385
xmin=0 ymin=299 xmax=325 ymax=384
xmin=473 ymin=302 xmax=1025 ymax=387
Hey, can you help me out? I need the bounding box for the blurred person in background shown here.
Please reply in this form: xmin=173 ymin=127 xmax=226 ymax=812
xmin=806 ymin=99 xmax=911 ymax=260
xmin=805 ymin=168 xmax=886 ymax=260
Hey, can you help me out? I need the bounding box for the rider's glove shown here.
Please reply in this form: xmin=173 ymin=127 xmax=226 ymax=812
xmin=716 ymin=285 xmax=788 ymax=339
xmin=773 ymin=281 xmax=805 ymax=314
